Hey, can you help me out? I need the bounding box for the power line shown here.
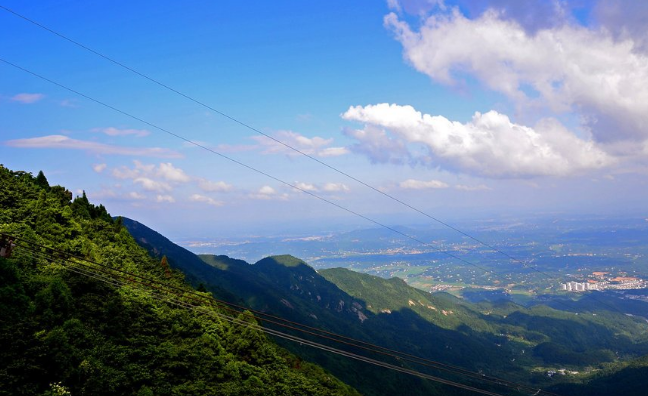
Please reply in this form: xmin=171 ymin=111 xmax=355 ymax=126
xmin=0 ymin=4 xmax=538 ymax=273
xmin=0 ymin=58 xmax=496 ymax=272
xmin=0 ymin=55 xmax=625 ymax=317
xmin=1 ymin=4 xmax=609 ymax=308
xmin=19 ymin=246 xmax=512 ymax=396
xmin=9 ymin=234 xmax=555 ymax=396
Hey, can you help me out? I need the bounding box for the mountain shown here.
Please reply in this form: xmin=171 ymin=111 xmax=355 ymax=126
xmin=548 ymin=354 xmax=648 ymax=395
xmin=123 ymin=216 xmax=648 ymax=396
xmin=0 ymin=165 xmax=359 ymax=396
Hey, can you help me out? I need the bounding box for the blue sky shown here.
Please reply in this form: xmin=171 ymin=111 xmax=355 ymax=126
xmin=1 ymin=0 xmax=647 ymax=239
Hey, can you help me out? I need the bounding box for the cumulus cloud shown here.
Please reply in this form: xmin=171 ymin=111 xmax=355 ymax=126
xmin=594 ymin=0 xmax=648 ymax=52
xmin=11 ymin=93 xmax=44 ymax=104
xmin=112 ymin=161 xmax=190 ymax=183
xmin=322 ymin=182 xmax=350 ymax=192
xmin=157 ymin=162 xmax=190 ymax=182
xmin=94 ymin=127 xmax=150 ymax=137
xmin=251 ymin=130 xmax=349 ymax=157
xmin=399 ymin=179 xmax=449 ymax=189
xmin=198 ymin=179 xmax=233 ymax=192
xmin=134 ymin=177 xmax=172 ymax=192
xmin=451 ymin=0 xmax=571 ymax=33
xmin=5 ymin=135 xmax=182 ymax=158
xmin=249 ymin=185 xmax=289 ymax=200
xmin=259 ymin=186 xmax=276 ymax=195
xmin=93 ymin=163 xmax=107 ymax=173
xmin=343 ymin=125 xmax=410 ymax=165
xmin=455 ymin=184 xmax=491 ymax=191
xmin=189 ymin=194 xmax=223 ymax=207
xmin=128 ymin=191 xmax=146 ymax=200
xmin=343 ymin=103 xmax=612 ymax=178
xmin=292 ymin=181 xmax=350 ymax=193
xmin=294 ymin=182 xmax=318 ymax=192
xmin=156 ymin=195 xmax=175 ymax=203
xmin=384 ymin=9 xmax=648 ymax=150
xmin=108 ymin=161 xmax=234 ymax=204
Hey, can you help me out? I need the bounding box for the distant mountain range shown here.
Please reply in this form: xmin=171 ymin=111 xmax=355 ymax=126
xmin=123 ymin=217 xmax=648 ymax=396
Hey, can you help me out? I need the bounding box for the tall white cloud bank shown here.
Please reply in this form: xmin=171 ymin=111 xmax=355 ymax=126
xmin=343 ymin=103 xmax=611 ymax=178
xmin=384 ymin=10 xmax=648 ymax=148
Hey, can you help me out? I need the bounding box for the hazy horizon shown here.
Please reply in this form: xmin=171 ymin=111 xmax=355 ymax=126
xmin=2 ymin=0 xmax=647 ymax=243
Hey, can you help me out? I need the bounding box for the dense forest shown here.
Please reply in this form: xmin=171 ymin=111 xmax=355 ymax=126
xmin=123 ymin=217 xmax=648 ymax=396
xmin=0 ymin=165 xmax=360 ymax=396
xmin=3 ymin=164 xmax=648 ymax=396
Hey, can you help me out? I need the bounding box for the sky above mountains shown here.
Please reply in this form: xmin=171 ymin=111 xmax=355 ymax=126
xmin=1 ymin=0 xmax=647 ymax=238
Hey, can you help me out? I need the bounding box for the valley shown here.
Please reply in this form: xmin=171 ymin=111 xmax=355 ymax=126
xmin=178 ymin=217 xmax=648 ymax=306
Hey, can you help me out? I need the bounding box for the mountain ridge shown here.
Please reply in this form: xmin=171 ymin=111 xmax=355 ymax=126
xmin=122 ymin=215 xmax=648 ymax=396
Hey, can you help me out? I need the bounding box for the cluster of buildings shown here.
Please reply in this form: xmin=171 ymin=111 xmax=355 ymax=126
xmin=560 ymin=271 xmax=648 ymax=292
xmin=560 ymin=281 xmax=598 ymax=291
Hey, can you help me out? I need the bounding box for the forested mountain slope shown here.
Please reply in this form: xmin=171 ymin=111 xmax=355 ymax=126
xmin=124 ymin=214 xmax=648 ymax=396
xmin=0 ymin=165 xmax=359 ymax=396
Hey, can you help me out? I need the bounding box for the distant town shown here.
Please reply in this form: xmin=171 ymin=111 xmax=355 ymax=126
xmin=560 ymin=271 xmax=648 ymax=292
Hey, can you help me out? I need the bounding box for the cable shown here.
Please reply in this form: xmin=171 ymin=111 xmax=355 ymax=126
xmin=22 ymin=245 xmax=521 ymax=396
xmin=0 ymin=56 xmax=625 ymax=317
xmin=3 ymin=4 xmax=630 ymax=323
xmin=0 ymin=58 xmax=495 ymax=272
xmin=8 ymin=234 xmax=557 ymax=396
xmin=0 ymin=4 xmax=538 ymax=273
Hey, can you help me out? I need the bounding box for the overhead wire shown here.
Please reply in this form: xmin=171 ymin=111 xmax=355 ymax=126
xmin=0 ymin=57 xmax=495 ymax=275
xmin=17 ymin=245 xmax=533 ymax=396
xmin=0 ymin=5 xmax=628 ymax=385
xmin=0 ymin=55 xmax=625 ymax=317
xmin=2 ymin=4 xmax=625 ymax=318
xmin=0 ymin=3 xmax=544 ymax=276
xmin=7 ymin=233 xmax=557 ymax=396
xmin=3 ymin=4 xmax=634 ymax=322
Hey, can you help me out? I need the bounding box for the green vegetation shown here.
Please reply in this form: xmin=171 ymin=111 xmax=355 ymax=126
xmin=0 ymin=165 xmax=359 ymax=396
xmin=119 ymin=184 xmax=648 ymax=395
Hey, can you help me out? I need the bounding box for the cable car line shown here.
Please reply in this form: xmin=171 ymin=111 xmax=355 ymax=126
xmin=18 ymin=245 xmax=538 ymax=396
xmin=10 ymin=234 xmax=558 ymax=396
xmin=0 ymin=56 xmax=625 ymax=318
xmin=0 ymin=4 xmax=542 ymax=274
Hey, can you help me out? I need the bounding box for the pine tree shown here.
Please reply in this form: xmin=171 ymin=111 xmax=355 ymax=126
xmin=35 ymin=170 xmax=50 ymax=190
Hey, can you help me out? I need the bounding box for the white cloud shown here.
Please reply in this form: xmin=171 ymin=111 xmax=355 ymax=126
xmin=198 ymin=179 xmax=233 ymax=192
xmin=93 ymin=163 xmax=107 ymax=173
xmin=134 ymin=177 xmax=172 ymax=192
xmin=259 ymin=185 xmax=276 ymax=195
xmin=322 ymin=182 xmax=350 ymax=192
xmin=343 ymin=103 xmax=612 ymax=178
xmin=387 ymin=0 xmax=402 ymax=13
xmin=343 ymin=125 xmax=410 ymax=165
xmin=11 ymin=93 xmax=44 ymax=104
xmin=251 ymin=130 xmax=349 ymax=158
xmin=292 ymin=181 xmax=350 ymax=193
xmin=249 ymin=185 xmax=289 ymax=201
xmin=455 ymin=184 xmax=491 ymax=191
xmin=294 ymin=182 xmax=318 ymax=192
xmin=400 ymin=179 xmax=449 ymax=189
xmin=5 ymin=135 xmax=182 ymax=158
xmin=384 ymin=9 xmax=648 ymax=150
xmin=112 ymin=167 xmax=140 ymax=179
xmin=594 ymin=0 xmax=648 ymax=52
xmin=157 ymin=162 xmax=190 ymax=182
xmin=189 ymin=194 xmax=223 ymax=207
xmin=156 ymin=195 xmax=175 ymax=203
xmin=128 ymin=191 xmax=146 ymax=199
xmin=95 ymin=127 xmax=150 ymax=137
xmin=319 ymin=146 xmax=351 ymax=157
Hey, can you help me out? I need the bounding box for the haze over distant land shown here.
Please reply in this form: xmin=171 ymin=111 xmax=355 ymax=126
xmin=2 ymin=0 xmax=647 ymax=239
